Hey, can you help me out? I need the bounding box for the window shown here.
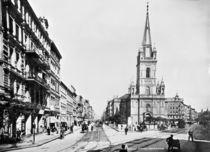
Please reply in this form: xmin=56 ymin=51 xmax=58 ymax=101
xmin=146 ymin=67 xmax=150 ymax=78
xmin=51 ymin=78 xmax=56 ymax=90
xmin=145 ymin=48 xmax=151 ymax=57
xmin=17 ymin=0 xmax=21 ymax=12
xmin=146 ymin=86 xmax=150 ymax=95
xmin=9 ymin=16 xmax=13 ymax=34
xmin=146 ymin=104 xmax=151 ymax=112
xmin=16 ymin=24 xmax=19 ymax=41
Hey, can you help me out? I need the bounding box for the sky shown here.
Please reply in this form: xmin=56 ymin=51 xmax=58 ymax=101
xmin=28 ymin=0 xmax=210 ymax=117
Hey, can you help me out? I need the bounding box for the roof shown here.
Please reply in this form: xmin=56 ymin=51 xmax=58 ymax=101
xmin=119 ymin=94 xmax=130 ymax=100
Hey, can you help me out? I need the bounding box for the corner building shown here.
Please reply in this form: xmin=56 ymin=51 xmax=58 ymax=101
xmin=0 ymin=0 xmax=51 ymax=137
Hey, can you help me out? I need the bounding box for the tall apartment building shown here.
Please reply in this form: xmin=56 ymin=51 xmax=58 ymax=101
xmin=165 ymin=94 xmax=184 ymax=121
xmin=45 ymin=41 xmax=62 ymax=128
xmin=0 ymin=0 xmax=51 ymax=136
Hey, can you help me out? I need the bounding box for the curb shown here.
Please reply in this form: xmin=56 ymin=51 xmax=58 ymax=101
xmin=0 ymin=128 xmax=81 ymax=152
xmin=105 ymin=125 xmax=119 ymax=132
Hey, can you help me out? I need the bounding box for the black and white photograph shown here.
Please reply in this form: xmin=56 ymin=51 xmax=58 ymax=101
xmin=0 ymin=0 xmax=210 ymax=152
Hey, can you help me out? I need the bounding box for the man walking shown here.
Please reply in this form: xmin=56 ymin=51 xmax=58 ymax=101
xmin=188 ymin=130 xmax=194 ymax=141
xmin=70 ymin=124 xmax=74 ymax=133
xmin=125 ymin=126 xmax=128 ymax=135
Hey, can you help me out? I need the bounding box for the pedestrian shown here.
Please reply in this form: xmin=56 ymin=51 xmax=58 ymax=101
xmin=188 ymin=130 xmax=194 ymax=141
xmin=47 ymin=127 xmax=50 ymax=135
xmin=60 ymin=127 xmax=65 ymax=139
xmin=166 ymin=134 xmax=174 ymax=152
xmin=70 ymin=124 xmax=74 ymax=133
xmin=91 ymin=124 xmax=94 ymax=131
xmin=119 ymin=144 xmax=128 ymax=152
xmin=0 ymin=126 xmax=4 ymax=144
xmin=125 ymin=126 xmax=128 ymax=135
xmin=16 ymin=129 xmax=21 ymax=141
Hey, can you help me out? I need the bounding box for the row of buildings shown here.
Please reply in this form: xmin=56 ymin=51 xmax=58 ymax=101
xmin=103 ymin=4 xmax=198 ymax=125
xmin=0 ymin=0 xmax=94 ymax=138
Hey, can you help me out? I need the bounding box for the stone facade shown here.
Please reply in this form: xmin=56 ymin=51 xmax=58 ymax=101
xmin=0 ymin=0 xmax=95 ymax=140
xmin=130 ymin=4 xmax=167 ymax=124
xmin=104 ymin=4 xmax=197 ymax=125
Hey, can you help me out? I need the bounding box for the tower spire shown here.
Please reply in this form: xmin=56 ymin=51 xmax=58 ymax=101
xmin=142 ymin=2 xmax=152 ymax=47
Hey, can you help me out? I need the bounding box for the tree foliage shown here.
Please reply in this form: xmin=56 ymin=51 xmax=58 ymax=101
xmin=177 ymin=119 xmax=186 ymax=128
xmin=198 ymin=110 xmax=210 ymax=126
xmin=106 ymin=112 xmax=126 ymax=124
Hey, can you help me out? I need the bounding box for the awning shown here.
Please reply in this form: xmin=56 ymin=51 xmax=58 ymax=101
xmin=49 ymin=117 xmax=59 ymax=123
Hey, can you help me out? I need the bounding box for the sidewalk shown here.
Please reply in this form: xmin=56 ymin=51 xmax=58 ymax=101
xmin=0 ymin=126 xmax=80 ymax=152
xmin=103 ymin=124 xmax=210 ymax=152
xmin=103 ymin=124 xmax=168 ymax=146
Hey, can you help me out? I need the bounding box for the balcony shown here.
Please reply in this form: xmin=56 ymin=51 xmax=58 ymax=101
xmin=3 ymin=62 xmax=25 ymax=80
xmin=26 ymin=73 xmax=50 ymax=90
xmin=25 ymin=48 xmax=50 ymax=69
xmin=22 ymin=21 xmax=50 ymax=56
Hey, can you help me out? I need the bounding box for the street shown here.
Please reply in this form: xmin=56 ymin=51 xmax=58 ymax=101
xmin=8 ymin=126 xmax=110 ymax=152
xmin=8 ymin=128 xmax=84 ymax=152
xmin=6 ymin=125 xmax=210 ymax=152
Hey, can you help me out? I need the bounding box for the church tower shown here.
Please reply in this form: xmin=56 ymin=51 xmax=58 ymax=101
xmin=136 ymin=3 xmax=157 ymax=96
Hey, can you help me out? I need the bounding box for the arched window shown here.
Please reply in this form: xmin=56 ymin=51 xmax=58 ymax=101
xmin=146 ymin=68 xmax=150 ymax=78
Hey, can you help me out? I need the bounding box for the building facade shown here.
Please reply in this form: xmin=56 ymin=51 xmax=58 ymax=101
xmin=166 ymin=94 xmax=184 ymax=121
xmin=0 ymin=0 xmax=51 ymax=137
xmin=45 ymin=41 xmax=62 ymax=129
xmin=130 ymin=4 xmax=167 ymax=124
xmin=104 ymin=4 xmax=197 ymax=125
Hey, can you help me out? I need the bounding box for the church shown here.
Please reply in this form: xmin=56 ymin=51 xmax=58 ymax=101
xmin=105 ymin=4 xmax=197 ymax=126
xmin=126 ymin=3 xmax=167 ymax=124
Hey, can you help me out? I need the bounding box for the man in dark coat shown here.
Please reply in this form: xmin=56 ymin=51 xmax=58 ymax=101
xmin=124 ymin=126 xmax=128 ymax=135
xmin=166 ymin=134 xmax=173 ymax=152
xmin=119 ymin=144 xmax=128 ymax=152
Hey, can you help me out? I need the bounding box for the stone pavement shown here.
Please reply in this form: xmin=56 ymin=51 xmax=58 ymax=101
xmin=0 ymin=126 xmax=80 ymax=152
xmin=102 ymin=124 xmax=210 ymax=152
xmin=103 ymin=124 xmax=170 ymax=146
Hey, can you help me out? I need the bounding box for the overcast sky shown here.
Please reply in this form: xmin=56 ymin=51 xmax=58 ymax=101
xmin=29 ymin=0 xmax=210 ymax=117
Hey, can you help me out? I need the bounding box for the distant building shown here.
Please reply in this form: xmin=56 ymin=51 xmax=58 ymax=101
xmin=165 ymin=94 xmax=184 ymax=121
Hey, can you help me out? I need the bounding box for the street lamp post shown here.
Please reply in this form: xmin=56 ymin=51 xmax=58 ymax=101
xmin=32 ymin=109 xmax=35 ymax=144
xmin=138 ymin=95 xmax=140 ymax=124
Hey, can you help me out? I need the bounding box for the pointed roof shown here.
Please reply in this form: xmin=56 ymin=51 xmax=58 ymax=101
xmin=142 ymin=2 xmax=152 ymax=47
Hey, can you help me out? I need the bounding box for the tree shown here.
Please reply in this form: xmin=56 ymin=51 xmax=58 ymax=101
xmin=198 ymin=110 xmax=210 ymax=126
xmin=177 ymin=119 xmax=185 ymax=128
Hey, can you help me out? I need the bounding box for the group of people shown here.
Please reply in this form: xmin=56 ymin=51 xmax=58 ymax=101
xmin=81 ymin=122 xmax=94 ymax=133
xmin=46 ymin=123 xmax=74 ymax=139
xmin=0 ymin=127 xmax=22 ymax=144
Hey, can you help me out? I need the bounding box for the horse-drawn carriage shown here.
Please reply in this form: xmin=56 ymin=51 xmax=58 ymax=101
xmin=166 ymin=135 xmax=181 ymax=152
xmin=170 ymin=139 xmax=180 ymax=152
